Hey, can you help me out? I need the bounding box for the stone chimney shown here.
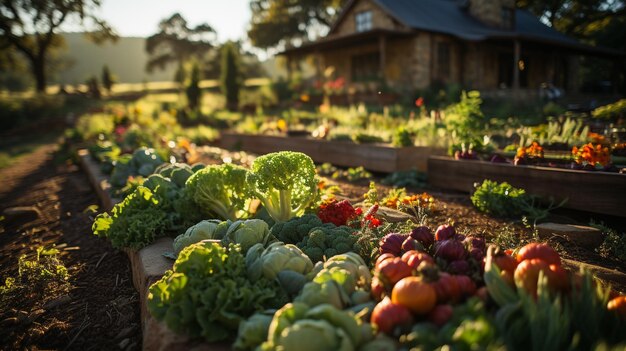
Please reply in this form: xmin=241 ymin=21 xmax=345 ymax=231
xmin=468 ymin=0 xmax=516 ymax=28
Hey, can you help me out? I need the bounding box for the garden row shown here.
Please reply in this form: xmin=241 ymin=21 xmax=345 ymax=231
xmin=78 ymin=144 xmax=626 ymax=351
xmin=217 ymin=132 xmax=626 ymax=218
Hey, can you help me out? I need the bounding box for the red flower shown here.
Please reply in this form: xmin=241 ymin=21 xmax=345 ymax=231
xmin=415 ymin=97 xmax=424 ymax=107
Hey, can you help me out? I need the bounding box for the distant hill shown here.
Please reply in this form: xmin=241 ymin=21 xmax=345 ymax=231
xmin=57 ymin=33 xmax=288 ymax=85
xmin=57 ymin=33 xmax=176 ymax=85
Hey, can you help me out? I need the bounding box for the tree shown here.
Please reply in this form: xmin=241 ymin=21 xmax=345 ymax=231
xmin=174 ymin=62 xmax=186 ymax=89
xmin=248 ymin=0 xmax=347 ymax=50
xmin=0 ymin=0 xmax=116 ymax=92
xmin=102 ymin=65 xmax=114 ymax=94
xmin=146 ymin=13 xmax=216 ymax=73
xmin=186 ymin=62 xmax=201 ymax=110
xmin=517 ymin=0 xmax=626 ymax=92
xmin=220 ymin=42 xmax=243 ymax=111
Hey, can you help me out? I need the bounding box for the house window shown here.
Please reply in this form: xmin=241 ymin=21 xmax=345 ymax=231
xmin=501 ymin=7 xmax=515 ymax=29
xmin=436 ymin=42 xmax=451 ymax=80
xmin=355 ymin=11 xmax=373 ymax=32
xmin=351 ymin=52 xmax=380 ymax=81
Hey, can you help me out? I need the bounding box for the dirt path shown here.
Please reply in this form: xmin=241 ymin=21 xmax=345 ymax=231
xmin=0 ymin=144 xmax=141 ymax=350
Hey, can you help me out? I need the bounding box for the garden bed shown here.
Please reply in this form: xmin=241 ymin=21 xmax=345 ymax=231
xmin=428 ymin=156 xmax=626 ymax=218
xmin=78 ymin=148 xmax=626 ymax=350
xmin=219 ymin=132 xmax=444 ymax=173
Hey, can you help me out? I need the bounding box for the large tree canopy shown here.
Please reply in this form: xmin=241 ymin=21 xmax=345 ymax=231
xmin=0 ymin=0 xmax=116 ymax=92
xmin=145 ymin=13 xmax=216 ymax=73
xmin=517 ymin=0 xmax=625 ymax=48
xmin=248 ymin=0 xmax=347 ymax=50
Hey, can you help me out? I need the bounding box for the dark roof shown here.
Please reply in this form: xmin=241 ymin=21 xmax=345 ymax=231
xmin=325 ymin=0 xmax=621 ymax=56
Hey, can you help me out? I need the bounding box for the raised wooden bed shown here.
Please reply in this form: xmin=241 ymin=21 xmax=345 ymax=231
xmin=428 ymin=156 xmax=626 ymax=218
xmin=219 ymin=132 xmax=444 ymax=173
xmin=79 ymin=150 xmax=224 ymax=350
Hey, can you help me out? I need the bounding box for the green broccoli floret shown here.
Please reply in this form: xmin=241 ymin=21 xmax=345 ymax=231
xmin=185 ymin=163 xmax=252 ymax=221
xmin=302 ymin=247 xmax=325 ymax=263
xmin=308 ymin=229 xmax=327 ymax=250
xmin=270 ymin=214 xmax=323 ymax=244
xmin=246 ymin=151 xmax=318 ymax=222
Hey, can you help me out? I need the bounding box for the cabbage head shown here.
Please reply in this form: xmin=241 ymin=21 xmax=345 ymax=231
xmin=260 ymin=303 xmax=369 ymax=351
xmin=222 ymin=219 xmax=274 ymax=254
xmin=246 ymin=242 xmax=313 ymax=281
xmin=234 ymin=311 xmax=274 ymax=351
xmin=173 ymin=219 xmax=222 ymax=254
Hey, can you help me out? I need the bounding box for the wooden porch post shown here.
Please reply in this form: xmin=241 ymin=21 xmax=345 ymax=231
xmin=513 ymin=40 xmax=521 ymax=90
xmin=286 ymin=56 xmax=293 ymax=81
xmin=315 ymin=50 xmax=322 ymax=80
xmin=379 ymin=35 xmax=387 ymax=81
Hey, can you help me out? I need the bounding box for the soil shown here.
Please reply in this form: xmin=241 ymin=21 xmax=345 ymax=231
xmin=0 ymin=143 xmax=141 ymax=351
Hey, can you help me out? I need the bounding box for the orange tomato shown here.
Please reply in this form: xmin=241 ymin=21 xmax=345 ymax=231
xmin=391 ymin=276 xmax=437 ymax=315
xmin=608 ymin=296 xmax=626 ymax=318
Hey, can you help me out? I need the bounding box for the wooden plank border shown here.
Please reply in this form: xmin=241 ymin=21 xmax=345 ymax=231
xmin=427 ymin=156 xmax=626 ymax=218
xmin=219 ymin=132 xmax=445 ymax=173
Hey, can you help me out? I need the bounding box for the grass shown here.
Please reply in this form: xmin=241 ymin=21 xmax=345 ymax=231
xmin=0 ymin=132 xmax=60 ymax=170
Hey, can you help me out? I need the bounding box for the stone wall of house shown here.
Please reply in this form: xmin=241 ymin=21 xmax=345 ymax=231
xmin=410 ymin=34 xmax=432 ymax=90
xmin=321 ymin=43 xmax=379 ymax=86
xmin=320 ymin=37 xmax=415 ymax=91
xmin=469 ymin=0 xmax=515 ymax=28
xmin=333 ymin=0 xmax=404 ymax=36
xmin=385 ymin=38 xmax=416 ymax=89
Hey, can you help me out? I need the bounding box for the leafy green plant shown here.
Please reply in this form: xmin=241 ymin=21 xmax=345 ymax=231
xmin=392 ymin=127 xmax=413 ymax=147
xmin=592 ymin=221 xmax=626 ymax=263
xmin=382 ymin=169 xmax=427 ymax=188
xmin=0 ymin=247 xmax=70 ymax=304
xmin=471 ymin=180 xmax=529 ymax=218
xmin=471 ymin=180 xmax=564 ymax=223
xmin=147 ymin=242 xmax=287 ymax=342
xmin=592 ymin=99 xmax=626 ymax=120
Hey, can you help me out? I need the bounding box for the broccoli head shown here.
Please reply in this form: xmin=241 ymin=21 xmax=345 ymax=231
xmin=270 ymin=214 xmax=323 ymax=244
xmin=296 ymin=224 xmax=357 ymax=263
xmin=185 ymin=163 xmax=252 ymax=221
xmin=246 ymin=151 xmax=318 ymax=222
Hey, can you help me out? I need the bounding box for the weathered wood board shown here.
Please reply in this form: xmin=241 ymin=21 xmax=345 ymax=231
xmin=428 ymin=156 xmax=626 ymax=218
xmin=219 ymin=132 xmax=445 ymax=173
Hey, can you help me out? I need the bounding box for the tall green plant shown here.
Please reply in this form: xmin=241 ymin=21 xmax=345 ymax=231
xmin=186 ymin=62 xmax=202 ymax=110
xmin=102 ymin=65 xmax=114 ymax=94
xmin=220 ymin=42 xmax=242 ymax=111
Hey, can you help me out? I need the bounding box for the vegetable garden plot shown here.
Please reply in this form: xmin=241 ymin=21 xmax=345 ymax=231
xmin=428 ymin=156 xmax=626 ymax=218
xmin=219 ymin=132 xmax=445 ymax=173
xmin=79 ymin=146 xmax=626 ymax=351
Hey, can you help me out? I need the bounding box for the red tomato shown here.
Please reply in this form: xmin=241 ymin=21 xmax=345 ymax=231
xmin=514 ymin=258 xmax=550 ymax=297
xmin=401 ymin=250 xmax=434 ymax=270
xmin=391 ymin=277 xmax=437 ymax=315
xmin=427 ymin=304 xmax=454 ymax=327
xmin=376 ymin=253 xmax=396 ymax=267
xmin=431 ymin=273 xmax=461 ymax=303
xmin=378 ymin=258 xmax=412 ymax=286
xmin=493 ymin=253 xmax=519 ymax=273
xmin=371 ymin=276 xmax=385 ymax=302
xmin=607 ymin=296 xmax=626 ymax=318
xmin=454 ymin=275 xmax=477 ymax=296
xmin=516 ymin=243 xmax=561 ymax=266
xmin=371 ymin=297 xmax=413 ymax=334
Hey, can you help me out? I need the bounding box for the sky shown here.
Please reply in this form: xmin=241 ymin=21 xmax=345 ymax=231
xmin=76 ymin=0 xmax=252 ymax=42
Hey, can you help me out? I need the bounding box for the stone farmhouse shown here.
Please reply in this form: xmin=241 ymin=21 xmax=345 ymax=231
xmin=282 ymin=0 xmax=621 ymax=94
